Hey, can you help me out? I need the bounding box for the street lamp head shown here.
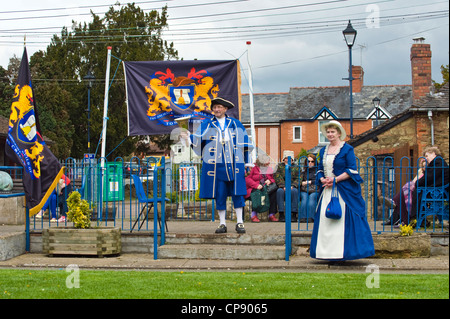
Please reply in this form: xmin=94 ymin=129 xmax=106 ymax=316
xmin=343 ymin=20 xmax=357 ymax=48
xmin=83 ymin=70 xmax=95 ymax=89
xmin=372 ymin=97 xmax=381 ymax=108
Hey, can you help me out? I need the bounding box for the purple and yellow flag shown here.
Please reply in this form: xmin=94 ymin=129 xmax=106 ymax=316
xmin=123 ymin=60 xmax=241 ymax=136
xmin=5 ymin=48 xmax=64 ymax=216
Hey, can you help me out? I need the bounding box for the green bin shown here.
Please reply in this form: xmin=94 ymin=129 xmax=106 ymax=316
xmin=99 ymin=163 xmax=124 ymax=202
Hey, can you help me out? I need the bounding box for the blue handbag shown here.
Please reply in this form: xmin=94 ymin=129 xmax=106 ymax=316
xmin=325 ymin=178 xmax=342 ymax=219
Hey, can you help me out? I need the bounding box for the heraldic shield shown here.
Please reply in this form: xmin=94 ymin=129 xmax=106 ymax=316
xmin=169 ymin=84 xmax=195 ymax=110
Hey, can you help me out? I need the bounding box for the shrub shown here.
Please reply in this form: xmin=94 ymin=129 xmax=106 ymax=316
xmin=66 ymin=191 xmax=91 ymax=229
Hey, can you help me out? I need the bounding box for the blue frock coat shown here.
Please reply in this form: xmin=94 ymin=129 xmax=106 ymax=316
xmin=190 ymin=115 xmax=253 ymax=199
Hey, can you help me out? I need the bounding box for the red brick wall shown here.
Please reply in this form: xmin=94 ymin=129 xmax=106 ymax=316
xmin=410 ymin=43 xmax=432 ymax=102
xmin=279 ymin=122 xmax=318 ymax=156
xmin=352 ymin=66 xmax=364 ymax=93
xmin=276 ymin=120 xmax=374 ymax=158
xmin=249 ymin=120 xmax=380 ymax=161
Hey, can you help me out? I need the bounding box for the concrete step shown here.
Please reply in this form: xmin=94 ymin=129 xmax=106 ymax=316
xmin=158 ymin=244 xmax=291 ymax=260
xmin=165 ymin=233 xmax=285 ymax=245
xmin=0 ymin=232 xmax=25 ymax=261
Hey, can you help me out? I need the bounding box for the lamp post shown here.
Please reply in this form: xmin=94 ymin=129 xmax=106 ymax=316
xmin=83 ymin=70 xmax=95 ymax=153
xmin=342 ymin=20 xmax=357 ymax=139
xmin=246 ymin=41 xmax=256 ymax=164
xmin=372 ymin=97 xmax=381 ymax=127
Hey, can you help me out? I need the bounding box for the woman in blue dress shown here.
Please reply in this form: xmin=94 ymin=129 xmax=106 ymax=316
xmin=310 ymin=121 xmax=375 ymax=261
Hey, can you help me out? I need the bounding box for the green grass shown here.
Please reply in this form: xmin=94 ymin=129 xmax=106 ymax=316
xmin=0 ymin=269 xmax=448 ymax=299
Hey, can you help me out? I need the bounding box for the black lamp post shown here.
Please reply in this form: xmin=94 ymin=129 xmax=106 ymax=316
xmin=343 ymin=20 xmax=357 ymax=139
xmin=372 ymin=97 xmax=381 ymax=127
xmin=83 ymin=70 xmax=95 ymax=153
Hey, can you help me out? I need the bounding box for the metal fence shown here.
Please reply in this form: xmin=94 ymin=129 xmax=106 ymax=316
xmin=6 ymin=155 xmax=447 ymax=235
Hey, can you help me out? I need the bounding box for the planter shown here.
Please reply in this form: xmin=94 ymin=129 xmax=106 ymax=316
xmin=373 ymin=233 xmax=431 ymax=258
xmin=42 ymin=227 xmax=121 ymax=257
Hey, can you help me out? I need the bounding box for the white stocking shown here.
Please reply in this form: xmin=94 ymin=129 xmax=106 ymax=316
xmin=235 ymin=207 xmax=243 ymax=224
xmin=218 ymin=210 xmax=226 ymax=225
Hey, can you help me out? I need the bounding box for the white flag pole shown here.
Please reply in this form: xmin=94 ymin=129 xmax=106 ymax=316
xmin=98 ymin=46 xmax=112 ymax=218
xmin=246 ymin=41 xmax=256 ymax=164
xmin=100 ymin=46 xmax=112 ymax=168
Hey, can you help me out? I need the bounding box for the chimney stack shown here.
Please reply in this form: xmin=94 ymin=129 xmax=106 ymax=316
xmin=352 ymin=65 xmax=364 ymax=93
xmin=410 ymin=37 xmax=432 ymax=102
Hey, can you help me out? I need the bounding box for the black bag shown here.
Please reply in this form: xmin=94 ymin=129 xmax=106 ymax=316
xmin=250 ymin=186 xmax=270 ymax=213
xmin=266 ymin=183 xmax=278 ymax=195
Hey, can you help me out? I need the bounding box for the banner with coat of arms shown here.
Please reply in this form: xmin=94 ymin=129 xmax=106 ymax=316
xmin=123 ymin=60 xmax=240 ymax=136
xmin=5 ymin=48 xmax=64 ymax=216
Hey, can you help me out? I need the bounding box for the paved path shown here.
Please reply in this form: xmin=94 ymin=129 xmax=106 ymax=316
xmin=1 ymin=222 xmax=448 ymax=274
xmin=0 ymin=252 xmax=448 ymax=274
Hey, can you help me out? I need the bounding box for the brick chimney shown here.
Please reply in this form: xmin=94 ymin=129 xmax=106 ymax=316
xmin=410 ymin=37 xmax=432 ymax=102
xmin=352 ymin=65 xmax=364 ymax=93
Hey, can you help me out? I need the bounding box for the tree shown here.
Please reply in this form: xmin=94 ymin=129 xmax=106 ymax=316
xmin=433 ymin=64 xmax=449 ymax=91
xmin=29 ymin=3 xmax=178 ymax=159
xmin=0 ymin=56 xmax=21 ymax=119
xmin=0 ymin=65 xmax=15 ymax=119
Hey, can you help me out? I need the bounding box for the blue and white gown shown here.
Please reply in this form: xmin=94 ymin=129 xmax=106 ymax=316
xmin=310 ymin=142 xmax=375 ymax=261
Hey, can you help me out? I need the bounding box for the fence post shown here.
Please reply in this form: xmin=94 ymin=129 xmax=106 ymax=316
xmin=153 ymin=161 xmax=158 ymax=260
xmin=285 ymin=157 xmax=292 ymax=261
xmin=25 ymin=205 xmax=30 ymax=252
xmin=160 ymin=157 xmax=166 ymax=246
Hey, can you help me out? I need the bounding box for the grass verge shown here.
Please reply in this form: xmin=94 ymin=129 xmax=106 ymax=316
xmin=0 ymin=269 xmax=448 ymax=299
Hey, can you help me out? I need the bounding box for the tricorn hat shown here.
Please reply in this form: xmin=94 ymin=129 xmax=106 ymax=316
xmin=210 ymin=97 xmax=234 ymax=109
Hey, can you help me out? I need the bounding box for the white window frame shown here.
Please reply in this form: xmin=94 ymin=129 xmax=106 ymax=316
xmin=293 ymin=126 xmax=302 ymax=142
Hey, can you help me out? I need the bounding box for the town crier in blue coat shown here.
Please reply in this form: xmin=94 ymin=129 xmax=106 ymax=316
xmin=188 ymin=97 xmax=254 ymax=234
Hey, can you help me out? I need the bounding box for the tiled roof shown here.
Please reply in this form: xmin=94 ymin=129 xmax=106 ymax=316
xmin=411 ymin=82 xmax=449 ymax=110
xmin=348 ymin=82 xmax=449 ymax=147
xmin=241 ymin=92 xmax=288 ymax=123
xmin=240 ymin=85 xmax=412 ymax=123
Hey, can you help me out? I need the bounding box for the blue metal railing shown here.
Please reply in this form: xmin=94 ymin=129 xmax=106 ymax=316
xmin=19 ymin=157 xmax=168 ymax=257
xmin=9 ymin=155 xmax=447 ymax=259
xmin=285 ymin=156 xmax=292 ymax=261
xmin=22 ymin=156 xmax=448 ymax=233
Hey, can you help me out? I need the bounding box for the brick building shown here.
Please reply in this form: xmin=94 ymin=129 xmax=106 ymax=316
xmin=241 ymin=39 xmax=446 ymax=164
xmin=241 ymin=71 xmax=412 ymax=162
xmin=349 ymin=39 xmax=449 ymax=168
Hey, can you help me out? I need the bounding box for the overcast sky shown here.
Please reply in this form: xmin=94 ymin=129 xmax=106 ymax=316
xmin=0 ymin=0 xmax=448 ymax=93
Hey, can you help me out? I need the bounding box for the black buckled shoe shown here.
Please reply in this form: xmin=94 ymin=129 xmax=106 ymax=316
xmin=215 ymin=224 xmax=227 ymax=234
xmin=235 ymin=223 xmax=246 ymax=234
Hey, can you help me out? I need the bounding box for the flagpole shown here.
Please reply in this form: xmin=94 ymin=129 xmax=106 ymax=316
xmin=246 ymin=41 xmax=256 ymax=164
xmin=100 ymin=46 xmax=112 ymax=168
xmin=99 ymin=46 xmax=112 ymax=219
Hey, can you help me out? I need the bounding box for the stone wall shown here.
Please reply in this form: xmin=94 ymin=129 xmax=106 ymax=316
xmin=353 ymin=116 xmax=417 ymax=164
xmin=415 ymin=111 xmax=449 ymax=161
xmin=0 ymin=196 xmax=25 ymax=225
xmin=353 ymin=112 xmax=449 ymax=165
